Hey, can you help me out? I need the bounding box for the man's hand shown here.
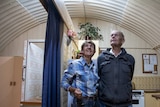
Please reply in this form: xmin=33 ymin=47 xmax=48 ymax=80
xmin=69 ymin=87 xmax=82 ymax=99
xmin=74 ymin=88 xmax=82 ymax=99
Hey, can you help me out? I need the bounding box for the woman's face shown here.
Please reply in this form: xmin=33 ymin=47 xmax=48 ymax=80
xmin=82 ymin=43 xmax=95 ymax=57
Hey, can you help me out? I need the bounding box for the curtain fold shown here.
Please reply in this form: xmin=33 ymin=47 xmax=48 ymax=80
xmin=42 ymin=0 xmax=63 ymax=107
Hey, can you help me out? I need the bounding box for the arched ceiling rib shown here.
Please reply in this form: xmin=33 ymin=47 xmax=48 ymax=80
xmin=0 ymin=0 xmax=160 ymax=53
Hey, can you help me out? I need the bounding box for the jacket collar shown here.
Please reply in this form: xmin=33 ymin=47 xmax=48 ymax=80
xmin=103 ymin=48 xmax=128 ymax=60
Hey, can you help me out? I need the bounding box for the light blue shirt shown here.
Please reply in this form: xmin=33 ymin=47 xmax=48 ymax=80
xmin=61 ymin=57 xmax=99 ymax=97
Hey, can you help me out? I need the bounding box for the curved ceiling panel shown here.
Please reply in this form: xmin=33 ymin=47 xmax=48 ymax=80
xmin=0 ymin=0 xmax=160 ymax=53
xmin=0 ymin=0 xmax=47 ymax=52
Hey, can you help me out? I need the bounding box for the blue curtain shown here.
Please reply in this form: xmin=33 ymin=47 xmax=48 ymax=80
xmin=42 ymin=0 xmax=63 ymax=107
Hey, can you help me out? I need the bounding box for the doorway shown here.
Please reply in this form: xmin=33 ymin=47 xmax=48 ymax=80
xmin=22 ymin=40 xmax=44 ymax=102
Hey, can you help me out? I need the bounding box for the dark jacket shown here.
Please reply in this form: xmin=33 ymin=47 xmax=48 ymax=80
xmin=97 ymin=48 xmax=135 ymax=106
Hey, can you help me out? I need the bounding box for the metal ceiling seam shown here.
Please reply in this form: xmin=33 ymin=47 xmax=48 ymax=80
xmin=84 ymin=5 xmax=124 ymax=15
xmin=117 ymin=23 xmax=151 ymax=42
xmin=24 ymin=5 xmax=44 ymax=12
xmin=121 ymin=11 xmax=160 ymax=38
xmin=85 ymin=11 xmax=122 ymax=19
xmin=64 ymin=0 xmax=84 ymax=4
xmin=125 ymin=9 xmax=156 ymax=24
xmin=0 ymin=2 xmax=22 ymax=19
xmin=65 ymin=5 xmax=84 ymax=9
xmin=0 ymin=9 xmax=38 ymax=33
xmin=84 ymin=7 xmax=125 ymax=21
xmin=123 ymin=3 xmax=160 ymax=31
xmin=120 ymin=18 xmax=159 ymax=43
xmin=18 ymin=0 xmax=40 ymax=6
xmin=68 ymin=14 xmax=85 ymax=17
xmin=0 ymin=13 xmax=38 ymax=34
xmin=0 ymin=0 xmax=15 ymax=6
xmin=82 ymin=0 xmax=86 ymax=22
xmin=0 ymin=21 xmax=40 ymax=49
xmin=85 ymin=0 xmax=127 ymax=8
xmin=138 ymin=1 xmax=160 ymax=18
xmin=22 ymin=4 xmax=43 ymax=12
xmin=17 ymin=4 xmax=46 ymax=20
xmin=17 ymin=0 xmax=46 ymax=20
xmin=64 ymin=1 xmax=84 ymax=6
xmin=122 ymin=24 xmax=159 ymax=45
xmin=84 ymin=13 xmax=122 ymax=24
xmin=17 ymin=0 xmax=41 ymax=11
xmin=67 ymin=10 xmax=84 ymax=14
xmin=83 ymin=14 xmax=122 ymax=25
xmin=84 ymin=2 xmax=126 ymax=13
xmin=121 ymin=13 xmax=159 ymax=38
xmin=126 ymin=0 xmax=160 ymax=27
xmin=0 ymin=8 xmax=32 ymax=29
xmin=120 ymin=24 xmax=158 ymax=47
xmin=136 ymin=0 xmax=160 ymax=15
xmin=66 ymin=7 xmax=85 ymax=10
xmin=0 ymin=1 xmax=18 ymax=13
xmin=100 ymin=0 xmax=128 ymax=5
xmin=0 ymin=23 xmax=39 ymax=52
xmin=84 ymin=1 xmax=126 ymax=11
xmin=30 ymin=11 xmax=47 ymax=18
xmin=26 ymin=9 xmax=47 ymax=17
xmin=0 ymin=16 xmax=39 ymax=40
xmin=67 ymin=0 xmax=126 ymax=21
xmin=27 ymin=13 xmax=47 ymax=23
xmin=66 ymin=7 xmax=84 ymax=10
xmin=122 ymin=12 xmax=160 ymax=33
xmin=123 ymin=20 xmax=159 ymax=42
xmin=67 ymin=1 xmax=131 ymax=24
xmin=120 ymin=20 xmax=151 ymax=36
xmin=120 ymin=25 xmax=155 ymax=48
xmin=65 ymin=3 xmax=83 ymax=6
xmin=67 ymin=10 xmax=85 ymax=13
xmin=36 ymin=19 xmax=47 ymax=23
xmin=118 ymin=15 xmax=157 ymax=42
xmin=0 ymin=0 xmax=46 ymax=52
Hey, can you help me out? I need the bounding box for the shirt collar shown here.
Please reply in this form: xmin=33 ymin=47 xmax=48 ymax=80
xmin=110 ymin=49 xmax=122 ymax=57
xmin=80 ymin=57 xmax=94 ymax=67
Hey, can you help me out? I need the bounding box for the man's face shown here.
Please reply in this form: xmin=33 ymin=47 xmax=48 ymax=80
xmin=82 ymin=43 xmax=95 ymax=57
xmin=110 ymin=30 xmax=124 ymax=47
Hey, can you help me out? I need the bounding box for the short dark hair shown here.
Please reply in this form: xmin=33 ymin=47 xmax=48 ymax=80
xmin=81 ymin=40 xmax=96 ymax=51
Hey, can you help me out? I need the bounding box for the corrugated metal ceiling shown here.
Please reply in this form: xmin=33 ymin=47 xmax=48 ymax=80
xmin=63 ymin=0 xmax=160 ymax=52
xmin=0 ymin=0 xmax=160 ymax=53
xmin=0 ymin=0 xmax=47 ymax=52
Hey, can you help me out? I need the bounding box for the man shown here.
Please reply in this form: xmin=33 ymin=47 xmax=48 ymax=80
xmin=61 ymin=41 xmax=99 ymax=107
xmin=97 ymin=30 xmax=135 ymax=107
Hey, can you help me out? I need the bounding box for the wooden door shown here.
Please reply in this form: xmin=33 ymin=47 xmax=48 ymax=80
xmin=0 ymin=57 xmax=23 ymax=107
